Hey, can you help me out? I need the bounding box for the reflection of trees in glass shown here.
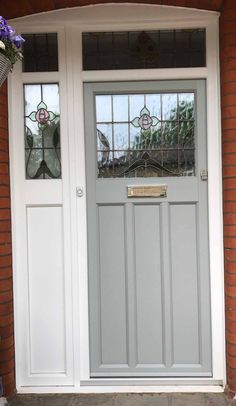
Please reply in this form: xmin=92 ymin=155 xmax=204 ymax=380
xmin=24 ymin=83 xmax=60 ymax=179
xmin=132 ymin=99 xmax=194 ymax=150
xmin=25 ymin=116 xmax=61 ymax=179
xmin=129 ymin=98 xmax=195 ymax=176
xmin=97 ymin=97 xmax=195 ymax=178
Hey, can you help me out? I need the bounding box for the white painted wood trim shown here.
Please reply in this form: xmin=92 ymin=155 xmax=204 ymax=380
xmin=205 ymin=22 xmax=226 ymax=384
xmin=9 ymin=27 xmax=74 ymax=387
xmin=82 ymin=68 xmax=208 ymax=82
xmin=9 ymin=3 xmax=219 ymax=26
xmin=16 ymin=385 xmax=224 ymax=394
xmin=8 ymin=4 xmax=225 ymax=392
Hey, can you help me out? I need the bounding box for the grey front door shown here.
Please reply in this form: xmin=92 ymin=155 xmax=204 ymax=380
xmin=84 ymin=80 xmax=212 ymax=378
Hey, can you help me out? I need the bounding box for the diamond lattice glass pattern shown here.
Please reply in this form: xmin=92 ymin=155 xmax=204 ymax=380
xmin=96 ymin=93 xmax=195 ymax=178
xmin=24 ymin=84 xmax=61 ymax=179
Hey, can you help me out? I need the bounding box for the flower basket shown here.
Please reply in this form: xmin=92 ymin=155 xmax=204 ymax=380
xmin=0 ymin=16 xmax=24 ymax=87
xmin=0 ymin=52 xmax=11 ymax=86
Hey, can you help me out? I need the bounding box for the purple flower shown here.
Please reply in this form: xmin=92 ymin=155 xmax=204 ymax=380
xmin=0 ymin=15 xmax=25 ymax=64
xmin=0 ymin=16 xmax=7 ymax=27
xmin=0 ymin=16 xmax=9 ymax=39
xmin=0 ymin=28 xmax=9 ymax=40
xmin=12 ymin=35 xmax=25 ymax=49
xmin=8 ymin=26 xmax=16 ymax=38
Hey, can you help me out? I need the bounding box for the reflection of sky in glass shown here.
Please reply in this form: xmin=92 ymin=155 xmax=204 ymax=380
xmin=162 ymin=94 xmax=177 ymax=120
xmin=179 ymin=93 xmax=194 ymax=105
xmin=113 ymin=96 xmax=128 ymax=122
xmin=96 ymin=96 xmax=112 ymax=122
xmin=25 ymin=85 xmax=41 ymax=116
xmin=24 ymin=84 xmax=59 ymax=115
xmin=42 ymin=84 xmax=59 ymax=112
xmin=146 ymin=94 xmax=161 ymax=119
xmin=129 ymin=95 xmax=144 ymax=120
xmin=114 ymin=123 xmax=129 ymax=150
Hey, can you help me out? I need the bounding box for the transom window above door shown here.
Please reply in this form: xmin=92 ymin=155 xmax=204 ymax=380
xmin=82 ymin=29 xmax=206 ymax=70
xmin=96 ymin=92 xmax=195 ymax=178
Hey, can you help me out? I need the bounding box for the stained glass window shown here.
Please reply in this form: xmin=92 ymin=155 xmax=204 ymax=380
xmin=96 ymin=93 xmax=195 ymax=178
xmin=24 ymin=84 xmax=61 ymax=179
xmin=22 ymin=33 xmax=58 ymax=72
xmin=82 ymin=29 xmax=205 ymax=70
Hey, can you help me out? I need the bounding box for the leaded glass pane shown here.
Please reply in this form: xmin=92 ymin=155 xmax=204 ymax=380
xmin=24 ymin=83 xmax=61 ymax=179
xmin=22 ymin=33 xmax=58 ymax=72
xmin=82 ymin=29 xmax=205 ymax=70
xmin=96 ymin=92 xmax=195 ymax=178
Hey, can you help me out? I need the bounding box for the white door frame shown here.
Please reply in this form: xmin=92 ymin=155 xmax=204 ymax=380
xmin=9 ymin=4 xmax=225 ymax=393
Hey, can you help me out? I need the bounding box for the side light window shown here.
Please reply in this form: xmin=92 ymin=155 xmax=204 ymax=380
xmin=24 ymin=83 xmax=61 ymax=179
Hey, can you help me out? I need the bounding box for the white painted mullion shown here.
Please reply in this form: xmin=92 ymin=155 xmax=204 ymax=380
xmin=8 ymin=61 xmax=31 ymax=387
xmin=66 ymin=25 xmax=90 ymax=384
xmin=57 ymin=26 xmax=74 ymax=385
xmin=63 ymin=25 xmax=81 ymax=388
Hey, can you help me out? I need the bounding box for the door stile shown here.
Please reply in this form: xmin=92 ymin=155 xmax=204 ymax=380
xmin=195 ymin=80 xmax=212 ymax=372
xmin=161 ymin=201 xmax=173 ymax=370
xmin=125 ymin=202 xmax=138 ymax=369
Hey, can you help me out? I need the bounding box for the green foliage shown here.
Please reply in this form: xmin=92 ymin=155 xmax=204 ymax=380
xmin=132 ymin=99 xmax=194 ymax=150
xmin=0 ymin=39 xmax=23 ymax=65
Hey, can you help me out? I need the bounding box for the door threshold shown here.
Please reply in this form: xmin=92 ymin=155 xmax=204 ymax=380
xmin=81 ymin=379 xmax=223 ymax=386
xmin=16 ymin=382 xmax=225 ymax=394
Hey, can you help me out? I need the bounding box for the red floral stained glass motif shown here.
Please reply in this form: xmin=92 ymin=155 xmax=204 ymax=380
xmin=36 ymin=108 xmax=49 ymax=124
xmin=28 ymin=101 xmax=57 ymax=130
xmin=24 ymin=83 xmax=61 ymax=179
xmin=132 ymin=106 xmax=159 ymax=131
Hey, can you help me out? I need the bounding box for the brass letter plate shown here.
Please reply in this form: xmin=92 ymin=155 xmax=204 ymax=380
xmin=127 ymin=185 xmax=167 ymax=198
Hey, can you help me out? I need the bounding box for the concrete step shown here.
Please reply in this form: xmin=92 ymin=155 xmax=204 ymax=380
xmin=6 ymin=393 xmax=235 ymax=406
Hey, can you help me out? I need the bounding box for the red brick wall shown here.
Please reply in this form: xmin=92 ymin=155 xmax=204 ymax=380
xmin=0 ymin=0 xmax=223 ymax=19
xmin=0 ymin=81 xmax=15 ymax=397
xmin=221 ymin=0 xmax=236 ymax=395
xmin=1 ymin=0 xmax=236 ymax=397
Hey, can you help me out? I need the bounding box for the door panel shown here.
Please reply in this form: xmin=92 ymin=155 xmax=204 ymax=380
xmin=170 ymin=203 xmax=199 ymax=364
xmin=84 ymin=80 xmax=211 ymax=377
xmin=99 ymin=205 xmax=128 ymax=366
xmin=134 ymin=204 xmax=163 ymax=365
